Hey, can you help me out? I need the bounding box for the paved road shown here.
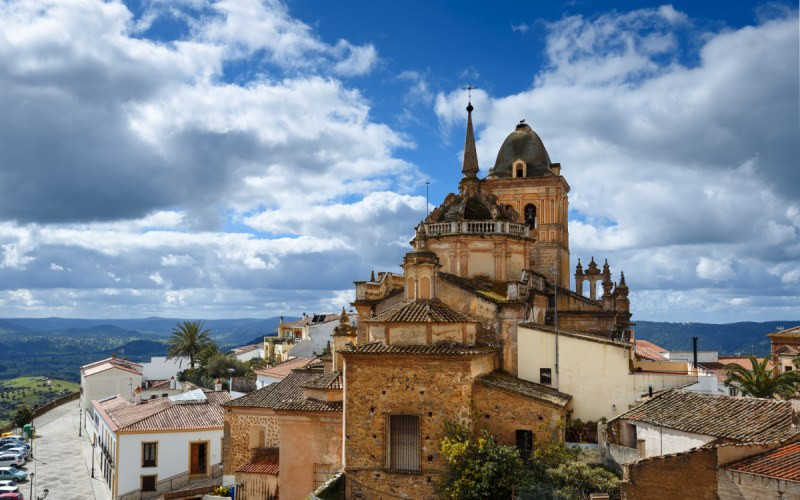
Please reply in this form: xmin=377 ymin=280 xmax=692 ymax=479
xmin=29 ymin=400 xmax=110 ymax=500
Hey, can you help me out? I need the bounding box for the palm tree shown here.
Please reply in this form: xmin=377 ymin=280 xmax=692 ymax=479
xmin=724 ymin=355 xmax=800 ymax=399
xmin=166 ymin=321 xmax=215 ymax=369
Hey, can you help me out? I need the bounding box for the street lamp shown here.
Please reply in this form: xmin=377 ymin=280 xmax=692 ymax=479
xmin=37 ymin=488 xmax=49 ymax=500
xmin=78 ymin=408 xmax=82 ymax=437
xmin=91 ymin=440 xmax=96 ymax=479
xmin=227 ymin=368 xmax=234 ymax=393
xmin=29 ymin=472 xmax=33 ymax=500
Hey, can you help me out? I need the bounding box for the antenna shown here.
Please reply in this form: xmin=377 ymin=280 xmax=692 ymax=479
xmin=425 ymin=181 xmax=430 ymax=217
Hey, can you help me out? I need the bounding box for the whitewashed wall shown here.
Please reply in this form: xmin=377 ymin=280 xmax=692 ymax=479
xmin=141 ymin=356 xmax=190 ymax=380
xmin=81 ymin=369 xmax=141 ymax=412
xmin=117 ymin=428 xmax=223 ymax=496
xmin=634 ymin=422 xmax=715 ymax=458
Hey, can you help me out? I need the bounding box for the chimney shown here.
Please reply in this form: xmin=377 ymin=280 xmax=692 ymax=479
xmin=692 ymin=337 xmax=698 ymax=373
xmin=134 ymin=386 xmax=141 ymax=404
xmin=111 ymin=353 xmax=116 ymax=359
xmin=214 ymin=379 xmax=223 ymax=391
xmin=169 ymin=377 xmax=176 ymax=390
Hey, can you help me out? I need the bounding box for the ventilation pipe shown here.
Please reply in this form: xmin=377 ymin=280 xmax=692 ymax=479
xmin=692 ymin=337 xmax=698 ymax=375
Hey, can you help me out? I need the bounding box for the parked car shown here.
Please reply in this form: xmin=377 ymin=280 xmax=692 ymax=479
xmin=0 ymin=440 xmax=23 ymax=448
xmin=1 ymin=450 xmax=27 ymax=462
xmin=0 ymin=446 xmax=27 ymax=457
xmin=0 ymin=456 xmax=23 ymax=468
xmin=0 ymin=468 xmax=27 ymax=482
xmin=0 ymin=486 xmax=18 ymax=495
xmin=0 ymin=492 xmax=23 ymax=500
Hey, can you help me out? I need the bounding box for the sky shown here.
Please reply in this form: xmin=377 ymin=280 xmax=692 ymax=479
xmin=0 ymin=0 xmax=797 ymax=322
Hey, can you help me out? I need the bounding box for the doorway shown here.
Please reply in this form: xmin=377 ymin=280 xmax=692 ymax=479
xmin=189 ymin=442 xmax=209 ymax=476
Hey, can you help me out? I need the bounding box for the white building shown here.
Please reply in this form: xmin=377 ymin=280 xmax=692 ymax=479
xmin=92 ymin=388 xmax=230 ymax=499
xmin=602 ymin=390 xmax=795 ymax=465
xmin=254 ymin=356 xmax=314 ymax=389
xmin=141 ymin=356 xmax=190 ymax=380
xmin=231 ymin=344 xmax=264 ymax=362
xmin=80 ymin=355 xmax=143 ymax=419
xmin=517 ymin=324 xmax=697 ymax=421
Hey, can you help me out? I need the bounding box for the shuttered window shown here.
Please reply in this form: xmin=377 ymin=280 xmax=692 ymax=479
xmin=387 ymin=415 xmax=420 ymax=473
xmin=142 ymin=442 xmax=157 ymax=467
xmin=141 ymin=475 xmax=156 ymax=491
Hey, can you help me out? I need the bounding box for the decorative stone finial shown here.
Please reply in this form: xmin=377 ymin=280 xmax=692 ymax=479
xmin=370 ymin=270 xmax=375 ymax=282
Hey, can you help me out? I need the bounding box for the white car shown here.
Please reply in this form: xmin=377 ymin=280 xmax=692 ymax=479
xmin=0 ymin=480 xmax=16 ymax=487
xmin=0 ymin=456 xmax=23 ymax=468
xmin=0 ymin=485 xmax=19 ymax=494
xmin=2 ymin=450 xmax=28 ymax=461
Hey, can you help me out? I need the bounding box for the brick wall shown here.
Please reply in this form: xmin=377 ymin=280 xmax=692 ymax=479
xmin=623 ymin=448 xmax=719 ymax=500
xmin=223 ymin=408 xmax=279 ymax=474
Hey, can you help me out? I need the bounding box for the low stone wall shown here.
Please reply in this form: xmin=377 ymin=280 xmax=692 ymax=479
xmin=0 ymin=391 xmax=80 ymax=433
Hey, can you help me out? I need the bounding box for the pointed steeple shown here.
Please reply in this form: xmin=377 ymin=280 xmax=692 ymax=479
xmin=461 ymin=102 xmax=479 ymax=178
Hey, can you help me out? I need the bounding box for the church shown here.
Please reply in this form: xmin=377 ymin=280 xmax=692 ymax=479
xmin=339 ymin=103 xmax=636 ymax=498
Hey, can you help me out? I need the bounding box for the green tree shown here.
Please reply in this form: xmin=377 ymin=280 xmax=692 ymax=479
xmin=438 ymin=422 xmax=528 ymax=499
xmin=205 ymin=352 xmax=248 ymax=379
xmin=724 ymin=355 xmax=800 ymax=399
xmin=12 ymin=405 xmax=33 ymax=428
xmin=166 ymin=321 xmax=215 ymax=369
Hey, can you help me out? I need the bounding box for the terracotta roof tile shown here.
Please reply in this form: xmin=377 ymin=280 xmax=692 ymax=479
xmin=612 ymin=390 xmax=795 ymax=442
xmin=254 ymin=357 xmax=315 ymax=379
xmin=477 ymin=372 xmax=571 ymax=407
xmin=368 ymin=299 xmax=477 ymax=324
xmin=343 ymin=341 xmax=496 ymax=356
xmin=96 ymin=390 xmax=229 ymax=432
xmin=768 ymin=326 xmax=800 ymax=338
xmin=235 ymin=449 xmax=279 ymax=475
xmin=726 ymin=442 xmax=800 ymax=482
xmin=302 ymin=371 xmax=342 ymax=390
xmin=225 ymin=366 xmax=323 ymax=408
xmin=272 ymin=399 xmax=343 ymax=412
xmin=82 ymin=361 xmax=142 ymax=377
xmin=634 ymin=340 xmax=668 ymax=361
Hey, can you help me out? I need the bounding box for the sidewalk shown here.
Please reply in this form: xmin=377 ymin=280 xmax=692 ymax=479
xmin=29 ymin=400 xmax=110 ymax=500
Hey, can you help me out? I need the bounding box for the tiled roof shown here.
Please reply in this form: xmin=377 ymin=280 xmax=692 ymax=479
xmin=700 ymin=357 xmax=770 ymax=382
xmin=82 ymin=357 xmax=143 ymax=369
xmin=82 ymin=360 xmax=142 ymax=377
xmin=725 ymin=442 xmax=800 ymax=482
xmin=477 ymin=372 xmax=571 ymax=408
xmin=302 ymin=371 xmax=342 ymax=390
xmin=272 ymin=399 xmax=343 ymax=412
xmin=612 ymin=390 xmax=795 ymax=442
xmin=254 ymin=357 xmax=315 ymax=379
xmin=233 ymin=344 xmax=261 ymax=354
xmin=225 ymin=366 xmax=323 ymax=408
xmin=343 ymin=341 xmax=496 ymax=356
xmin=235 ymin=449 xmax=279 ymax=475
xmin=282 ymin=313 xmax=340 ymax=328
xmin=634 ymin=340 xmax=668 ymax=361
xmin=144 ymin=379 xmax=172 ymax=390
xmin=768 ymin=326 xmax=800 ymax=338
xmin=95 ymin=390 xmax=229 ymax=433
xmin=368 ymin=299 xmax=477 ymax=323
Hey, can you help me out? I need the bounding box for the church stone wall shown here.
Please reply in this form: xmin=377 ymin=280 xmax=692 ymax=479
xmin=223 ymin=408 xmax=280 ymax=474
xmin=343 ymin=353 xmax=496 ymax=499
xmin=472 ymin=383 xmax=566 ymax=446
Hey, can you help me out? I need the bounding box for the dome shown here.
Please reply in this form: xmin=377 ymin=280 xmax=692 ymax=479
xmin=490 ymin=123 xmax=552 ymax=178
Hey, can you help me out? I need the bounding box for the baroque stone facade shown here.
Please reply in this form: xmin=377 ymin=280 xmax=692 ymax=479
xmin=223 ymin=408 xmax=279 ymax=475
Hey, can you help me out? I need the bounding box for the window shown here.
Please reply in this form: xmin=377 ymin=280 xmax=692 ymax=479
xmin=515 ymin=430 xmax=533 ymax=460
xmin=149 ymin=394 xmax=157 ymax=400
xmin=786 ymin=366 xmax=793 ymax=372
xmin=540 ymin=368 xmax=552 ymax=385
xmin=524 ymin=204 xmax=536 ymax=228
xmin=729 ymin=386 xmax=739 ymax=396
xmin=142 ymin=442 xmax=157 ymax=467
xmin=141 ymin=475 xmax=157 ymax=492
xmin=387 ymin=415 xmax=420 ymax=473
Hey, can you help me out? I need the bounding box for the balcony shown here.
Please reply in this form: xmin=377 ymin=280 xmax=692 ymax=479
xmin=423 ymin=221 xmax=529 ymax=238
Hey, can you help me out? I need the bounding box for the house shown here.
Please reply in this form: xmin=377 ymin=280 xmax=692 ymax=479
xmin=254 ymin=356 xmax=314 ymax=389
xmin=223 ymin=356 xmax=343 ymax=500
xmin=140 ymin=377 xmax=188 ymax=400
xmin=621 ymin=439 xmax=798 ymax=500
xmin=141 ymin=356 xmax=189 ymax=380
xmin=602 ymin=389 xmax=795 ymax=466
xmin=517 ymin=324 xmax=697 ymax=421
xmin=80 ymin=355 xmax=143 ymax=423
xmin=231 ymin=344 xmax=264 ymax=363
xmin=699 ymin=355 xmax=768 ymax=396
xmin=633 ymin=339 xmax=669 ymax=361
xmin=91 ymin=387 xmax=230 ymax=499
xmin=266 ymin=312 xmax=354 ymax=361
xmin=769 ymin=325 xmax=800 ymax=372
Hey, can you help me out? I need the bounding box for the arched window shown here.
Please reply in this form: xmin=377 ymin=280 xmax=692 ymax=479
xmin=524 ymin=204 xmax=537 ymax=228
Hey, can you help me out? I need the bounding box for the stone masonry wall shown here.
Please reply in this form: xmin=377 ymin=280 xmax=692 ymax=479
xmin=224 ymin=409 xmax=279 ymax=474
xmin=343 ymin=353 xmax=496 ymax=499
xmin=472 ymin=383 xmax=565 ymax=447
xmin=623 ymin=448 xmax=719 ymax=500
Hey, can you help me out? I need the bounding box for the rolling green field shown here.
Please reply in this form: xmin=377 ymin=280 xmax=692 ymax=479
xmin=0 ymin=377 xmax=79 ymax=427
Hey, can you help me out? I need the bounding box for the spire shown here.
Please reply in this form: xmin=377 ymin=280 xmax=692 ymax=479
xmin=461 ymin=102 xmax=479 ymax=178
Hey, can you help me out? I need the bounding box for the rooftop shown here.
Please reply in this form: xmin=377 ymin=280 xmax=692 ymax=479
xmin=612 ymin=390 xmax=795 ymax=443
xmin=634 ymin=339 xmax=669 ymax=361
xmin=254 ymin=357 xmax=316 ymax=379
xmin=768 ymin=325 xmax=800 ymax=338
xmin=226 ymin=364 xmax=339 ymax=412
xmin=94 ymin=390 xmax=229 ymax=433
xmin=368 ymin=299 xmax=478 ymax=324
xmin=81 ymin=357 xmax=142 ymax=377
xmin=235 ymin=449 xmax=279 ymax=475
xmin=725 ymin=441 xmax=800 ymax=482
xmin=342 ymin=341 xmax=496 ymax=357
xmin=477 ymin=372 xmax=571 ymax=408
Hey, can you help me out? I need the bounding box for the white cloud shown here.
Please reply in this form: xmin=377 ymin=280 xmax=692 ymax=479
xmin=696 ymin=257 xmax=733 ymax=281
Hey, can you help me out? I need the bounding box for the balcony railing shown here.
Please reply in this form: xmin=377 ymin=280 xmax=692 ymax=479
xmin=423 ymin=221 xmax=529 ymax=238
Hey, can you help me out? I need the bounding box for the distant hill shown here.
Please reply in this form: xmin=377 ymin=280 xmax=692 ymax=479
xmin=102 ymin=339 xmax=166 ymax=357
xmin=633 ymin=320 xmax=800 ymax=355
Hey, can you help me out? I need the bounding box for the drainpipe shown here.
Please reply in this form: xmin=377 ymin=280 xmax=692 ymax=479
xmin=693 ymin=337 xmax=698 ymax=376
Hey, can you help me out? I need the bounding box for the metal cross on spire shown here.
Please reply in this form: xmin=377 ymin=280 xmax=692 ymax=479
xmin=462 ymin=84 xmax=478 ymax=103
